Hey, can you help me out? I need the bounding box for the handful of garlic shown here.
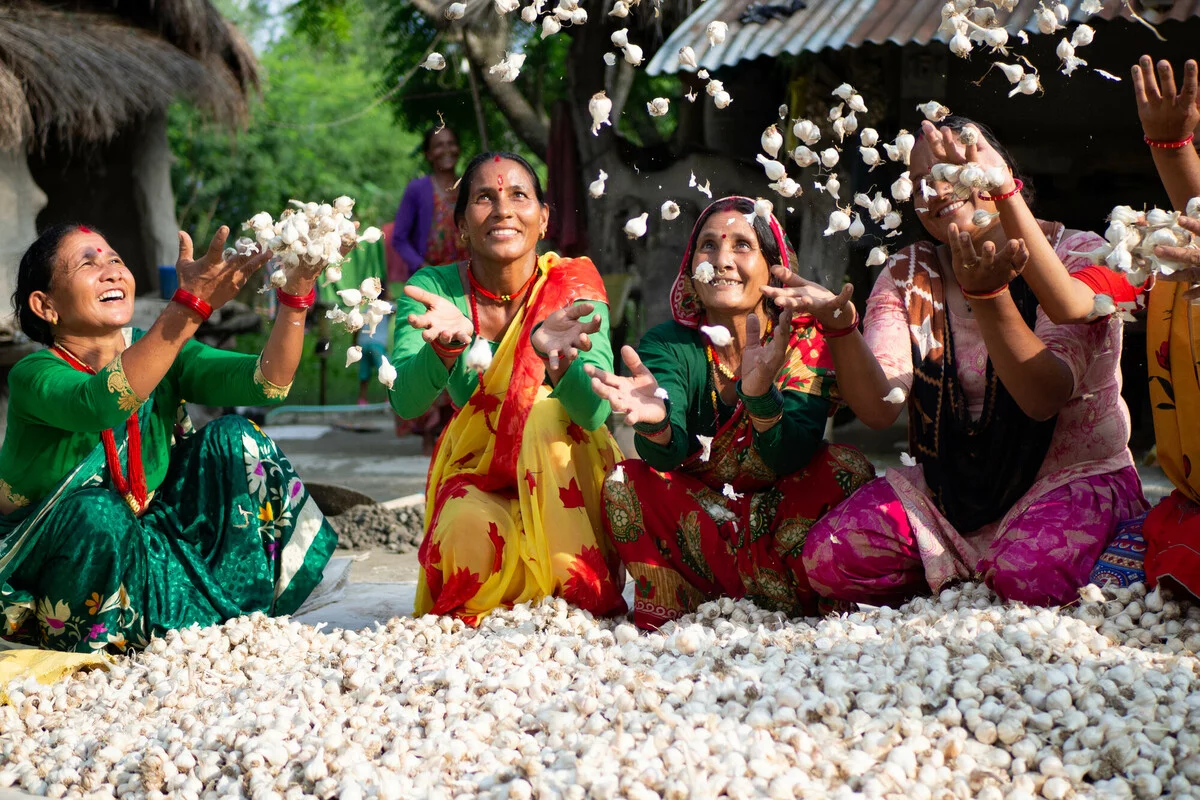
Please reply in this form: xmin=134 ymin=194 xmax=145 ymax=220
xmin=244 ymin=197 xmax=378 ymax=285
xmin=1072 ymin=203 xmax=1200 ymax=285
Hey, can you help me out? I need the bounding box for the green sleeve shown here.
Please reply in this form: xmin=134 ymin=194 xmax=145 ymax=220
xmin=632 ymin=327 xmax=694 ymax=471
xmin=751 ymin=391 xmax=831 ymax=475
xmin=8 ymin=352 xmax=145 ymax=433
xmin=546 ymin=301 xmax=613 ymax=431
xmin=390 ymin=267 xmax=455 ymax=419
xmin=174 ymin=339 xmax=291 ymax=407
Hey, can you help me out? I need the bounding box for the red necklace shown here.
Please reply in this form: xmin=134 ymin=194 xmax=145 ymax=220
xmin=702 ymin=315 xmax=775 ymax=418
xmin=53 ymin=344 xmax=148 ymax=514
xmin=464 ymin=262 xmax=539 ymax=395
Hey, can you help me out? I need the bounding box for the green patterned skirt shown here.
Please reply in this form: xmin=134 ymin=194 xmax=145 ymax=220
xmin=0 ymin=414 xmax=337 ymax=653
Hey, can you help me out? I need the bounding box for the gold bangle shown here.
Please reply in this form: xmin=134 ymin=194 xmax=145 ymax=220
xmin=749 ymin=412 xmax=783 ymax=427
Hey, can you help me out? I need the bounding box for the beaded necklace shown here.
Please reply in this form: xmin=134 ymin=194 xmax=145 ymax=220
xmin=465 ymin=261 xmax=539 ymax=395
xmin=702 ymin=315 xmax=775 ymax=420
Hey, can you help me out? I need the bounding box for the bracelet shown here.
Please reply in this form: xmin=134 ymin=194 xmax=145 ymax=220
xmin=431 ymin=339 xmax=467 ymax=359
xmin=961 ymin=284 xmax=1011 ymax=302
xmin=171 ymin=289 xmax=213 ymax=321
xmin=979 ymin=179 xmax=1024 ymax=202
xmin=815 ymin=305 xmax=860 ymax=339
xmin=633 ymin=399 xmax=672 ymax=436
xmin=749 ymin=412 xmax=783 ymax=428
xmin=1145 ymin=133 xmax=1195 ymax=149
xmin=736 ymin=382 xmax=785 ymax=419
xmin=276 ymin=286 xmax=317 ymax=309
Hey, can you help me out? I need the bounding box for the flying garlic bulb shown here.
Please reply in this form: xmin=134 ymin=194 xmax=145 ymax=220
xmin=831 ymin=83 xmax=854 ymax=101
xmin=646 ymin=97 xmax=670 ymax=117
xmin=611 ymin=28 xmax=629 ymax=48
xmin=465 ymin=337 xmax=493 ymax=373
xmin=713 ymin=91 xmax=732 ymax=109
xmin=345 ymin=347 xmax=363 ymax=368
xmin=1010 ymin=72 xmax=1043 ymax=97
xmin=696 ymin=435 xmax=713 ymax=462
xmin=754 ymin=197 xmax=773 ymax=220
xmin=377 ymin=355 xmax=397 ymax=390
xmin=1057 ymin=39 xmax=1087 ymax=76
xmin=607 ymin=465 xmax=626 ymax=483
xmin=1072 ymin=23 xmax=1095 ymax=47
xmin=847 ymin=94 xmax=868 ymax=114
xmin=692 ymin=261 xmax=715 ymax=284
xmin=770 ymin=177 xmax=801 ymax=198
xmin=678 ymin=46 xmax=698 ymax=71
xmin=521 ymin=5 xmax=539 ymax=23
xmin=791 ymin=146 xmax=818 ymax=168
xmin=624 ymin=212 xmax=649 ymax=239
xmin=972 ymin=209 xmax=1000 ymax=227
xmin=610 ymin=0 xmax=629 ymax=16
xmin=860 ymin=128 xmax=879 ymax=148
xmin=589 ymin=170 xmax=608 ymax=199
xmin=706 ymin=20 xmax=727 ymax=46
xmin=361 ymin=277 xmax=383 ymax=301
xmin=705 ymin=79 xmax=724 ymax=96
xmin=792 ymin=119 xmax=821 ymax=146
xmin=488 ymin=52 xmax=527 ymax=82
xmin=542 ymin=15 xmax=561 ymax=36
xmin=653 ymin=387 xmax=670 ymax=401
xmin=421 ymin=53 xmax=447 ymax=71
xmin=860 ymin=147 xmax=882 ymax=170
xmin=841 ymin=112 xmax=858 ymax=136
xmin=819 ymin=148 xmax=840 ymax=169
xmin=1089 ymin=294 xmax=1117 ymax=320
xmin=623 ymin=43 xmax=644 ymax=66
xmin=756 ymin=154 xmax=786 ymax=182
xmin=822 ymin=174 xmax=842 ymax=200
xmin=700 ymin=324 xmax=733 ymax=346
xmin=916 ymin=100 xmax=950 ymax=122
xmin=602 ymin=51 xmax=616 ymax=65
xmin=892 ymin=172 xmax=914 ymax=203
xmin=661 ymin=200 xmax=681 ymax=220
xmin=445 ymin=2 xmax=466 ymax=19
xmin=761 ymin=125 xmax=783 ymax=159
xmin=982 ymin=26 xmax=1009 ymax=53
xmin=345 ymin=307 xmax=365 ymax=333
xmin=881 ymin=211 xmax=903 ymax=231
xmin=824 ymin=209 xmax=851 ymax=236
xmin=949 ymin=32 xmax=972 ymax=58
xmin=323 ymin=265 xmax=343 ymax=283
xmin=1081 ymin=0 xmax=1101 ymax=12
xmin=995 ymin=62 xmax=1025 ymax=85
xmin=337 ymin=288 xmax=363 ymax=307
xmin=570 ymin=7 xmax=587 ymax=24
xmin=722 ymin=484 xmax=743 ymax=500
xmin=884 ymin=130 xmax=915 ymax=165
xmin=867 ymin=246 xmax=890 ymax=267
xmin=494 ymin=0 xmax=520 ymax=13
xmin=900 ymin=452 xmax=918 ymax=467
xmin=589 ymin=92 xmax=613 ymax=135
xmin=882 ymin=387 xmax=907 ymax=404
xmin=848 ymin=214 xmax=866 ymax=240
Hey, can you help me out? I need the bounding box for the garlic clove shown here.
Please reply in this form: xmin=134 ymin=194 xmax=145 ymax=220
xmin=624 ymin=212 xmax=649 ymax=239
xmin=345 ymin=346 xmax=363 ymax=368
xmin=700 ymin=324 xmax=733 ymax=346
xmin=661 ymin=200 xmax=681 ymax=220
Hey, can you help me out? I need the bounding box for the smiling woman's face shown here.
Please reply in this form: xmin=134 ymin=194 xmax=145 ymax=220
xmin=459 ymin=158 xmax=548 ymax=265
xmin=39 ymin=230 xmax=136 ymax=334
xmin=909 ymin=134 xmax=1000 ymax=245
xmin=690 ymin=211 xmax=771 ymax=318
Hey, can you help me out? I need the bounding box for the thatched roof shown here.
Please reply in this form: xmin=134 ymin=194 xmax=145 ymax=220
xmin=0 ymin=1 xmax=259 ymax=151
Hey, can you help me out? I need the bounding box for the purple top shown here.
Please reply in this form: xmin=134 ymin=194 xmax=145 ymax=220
xmin=391 ymin=175 xmax=434 ymax=276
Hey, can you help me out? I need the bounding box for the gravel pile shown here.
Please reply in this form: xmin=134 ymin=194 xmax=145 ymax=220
xmin=328 ymin=504 xmax=424 ymax=554
xmin=3 ymin=581 xmax=1200 ymax=799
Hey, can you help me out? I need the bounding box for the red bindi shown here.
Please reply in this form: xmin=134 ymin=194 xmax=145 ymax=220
xmin=78 ymin=225 xmax=92 ymax=234
xmin=721 ymin=234 xmax=727 ymax=239
xmin=493 ymin=155 xmax=501 ymax=162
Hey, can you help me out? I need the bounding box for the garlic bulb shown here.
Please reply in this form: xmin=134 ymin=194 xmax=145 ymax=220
xmin=623 ymin=43 xmax=644 ymax=66
xmin=358 ymin=227 xmax=382 ymax=244
xmin=646 ymin=97 xmax=670 ymax=117
xmin=713 ymin=91 xmax=732 ymax=109
xmin=589 ymin=92 xmax=613 ymax=135
xmin=770 ymin=177 xmax=801 ymax=198
xmin=488 ymin=52 xmax=526 ymax=82
xmin=821 ymin=174 xmax=841 ymax=200
xmin=916 ymin=100 xmax=950 ymax=122
xmin=761 ymin=124 xmax=783 ymax=158
xmin=848 ymin=214 xmax=866 ymax=240
xmin=756 ymin=154 xmax=786 ymax=182
xmin=753 ymin=197 xmax=773 ymax=220
xmin=1057 ymin=39 xmax=1087 ymax=76
xmin=824 ymin=209 xmax=851 ymax=236
xmin=494 ymin=0 xmax=519 ymax=13
xmin=882 ymin=387 xmax=907 ymax=404
xmin=420 ymin=53 xmax=447 ymax=71
xmin=995 ymin=62 xmax=1025 ymax=84
xmin=377 ymin=355 xmax=397 ymax=389
xmin=609 ymin=0 xmax=629 ymax=16
xmin=653 ymin=387 xmax=670 ymax=401
xmin=1081 ymin=0 xmax=1101 ymax=12
xmin=678 ymin=46 xmax=698 ymax=70
xmin=345 ymin=346 xmax=363 ymax=368
xmin=624 ymin=212 xmax=649 ymax=239
xmin=847 ymin=93 xmax=868 ymax=114
xmin=972 ymin=209 xmax=1000 ymax=228
xmin=360 ymin=277 xmax=382 ymax=301
xmin=445 ymin=1 xmax=467 ymax=18
xmin=792 ymin=119 xmax=821 ymax=146
xmin=465 ymin=337 xmax=493 ymax=373
xmin=867 ymin=246 xmax=890 ymax=267
xmin=661 ymin=200 xmax=681 ymax=220
xmin=1036 ymin=6 xmax=1062 ymax=34
xmin=588 ymin=170 xmax=608 ymax=199
xmin=706 ymin=20 xmax=727 ymax=45
xmin=900 ymin=451 xmax=918 ymax=467
xmin=891 ymin=172 xmax=914 ymax=203
xmin=949 ymin=31 xmax=972 ymax=58
xmin=831 ymin=82 xmax=855 ymax=102
xmin=338 ymin=288 xmax=363 ymax=307
xmin=607 ymin=464 xmax=626 ymax=483
xmin=603 ymin=51 xmax=616 ymax=66
xmin=884 ymin=130 xmax=915 ymax=165
xmin=1010 ymin=73 xmax=1043 ymax=97
xmin=819 ymin=148 xmax=840 ymax=169
xmin=610 ymin=28 xmax=629 ymax=48
xmin=541 ymin=15 xmax=561 ymax=36
xmin=791 ymin=146 xmax=818 ymax=168
xmin=570 ymin=7 xmax=587 ymax=25
xmin=860 ymin=147 xmax=882 ymax=170
xmin=860 ymin=128 xmax=879 ymax=148
xmin=1072 ymin=23 xmax=1095 ymax=47
xmin=1089 ymin=293 xmax=1117 ymax=320
xmin=700 ymin=324 xmax=732 ymax=346
xmin=323 ymin=265 xmax=343 ymax=283
xmin=692 ymin=261 xmax=715 ymax=284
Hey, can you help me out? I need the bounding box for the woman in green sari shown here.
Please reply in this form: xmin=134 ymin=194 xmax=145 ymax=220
xmin=0 ymin=224 xmax=337 ymax=653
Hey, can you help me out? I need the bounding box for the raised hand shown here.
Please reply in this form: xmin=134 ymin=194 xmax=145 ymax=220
xmin=761 ymin=265 xmax=856 ymax=330
xmin=920 ymin=120 xmax=1014 ymax=192
xmin=1133 ymin=57 xmax=1199 ymax=142
xmin=948 ymin=223 xmax=1029 ymax=296
xmin=404 ymin=284 xmax=474 ymax=347
xmin=741 ymin=310 xmax=793 ymax=397
xmin=532 ymin=302 xmax=602 ymax=371
xmin=1155 ymin=214 xmax=1200 ymax=298
xmin=584 ymin=346 xmax=667 ymax=427
xmin=176 ymin=226 xmax=271 ymax=311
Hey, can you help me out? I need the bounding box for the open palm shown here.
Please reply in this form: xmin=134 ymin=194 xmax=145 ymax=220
xmin=584 ymin=346 xmax=667 ymax=426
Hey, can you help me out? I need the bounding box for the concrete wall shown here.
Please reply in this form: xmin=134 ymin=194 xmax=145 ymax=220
xmin=0 ymin=146 xmax=48 ymax=334
xmin=132 ymin=110 xmax=180 ymax=292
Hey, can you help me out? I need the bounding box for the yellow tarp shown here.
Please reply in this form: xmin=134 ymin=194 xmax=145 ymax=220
xmin=0 ymin=649 xmax=111 ymax=705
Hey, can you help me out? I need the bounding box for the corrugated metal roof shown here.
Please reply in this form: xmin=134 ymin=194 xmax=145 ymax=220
xmin=646 ymin=0 xmax=1200 ymax=76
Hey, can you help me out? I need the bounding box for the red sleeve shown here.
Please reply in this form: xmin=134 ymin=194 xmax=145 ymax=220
xmin=1071 ymin=265 xmax=1139 ymax=304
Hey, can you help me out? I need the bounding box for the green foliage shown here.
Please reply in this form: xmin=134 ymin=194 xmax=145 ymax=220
xmin=231 ymin=326 xmax=384 ymax=406
xmin=168 ymin=5 xmax=423 ymax=245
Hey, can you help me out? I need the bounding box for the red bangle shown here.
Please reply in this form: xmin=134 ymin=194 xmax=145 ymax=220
xmin=962 ymin=284 xmax=1011 ymax=302
xmin=815 ymin=306 xmax=859 ymax=338
xmin=431 ymin=339 xmax=467 ymax=358
xmin=979 ymin=178 xmax=1024 ymax=202
xmin=171 ymin=289 xmax=212 ymax=321
xmin=1145 ymin=133 xmax=1195 ymax=149
xmin=276 ymin=286 xmax=317 ymax=309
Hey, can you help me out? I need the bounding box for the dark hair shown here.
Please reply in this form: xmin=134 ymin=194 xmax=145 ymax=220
xmin=688 ymin=197 xmax=785 ymax=322
xmin=422 ymin=125 xmax=458 ymax=155
xmin=916 ymin=115 xmax=1034 ymax=205
xmin=453 ymin=151 xmax=547 ymax=228
xmin=13 ymin=223 xmax=86 ymax=346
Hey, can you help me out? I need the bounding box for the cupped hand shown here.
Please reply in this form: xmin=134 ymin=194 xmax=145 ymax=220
xmin=585 ymin=346 xmax=667 ymax=426
xmin=532 ymin=302 xmax=602 ymax=371
xmin=948 ymin=223 xmax=1029 ymax=296
xmin=1132 ymin=56 xmax=1200 ymax=142
xmin=404 ymin=284 xmax=474 ymax=347
xmin=176 ymin=226 xmax=272 ymax=311
xmin=1155 ymin=214 xmax=1200 ymax=297
xmin=761 ymin=265 xmax=856 ymax=330
xmin=741 ymin=310 xmax=793 ymax=398
xmin=920 ymin=119 xmax=1011 ymax=175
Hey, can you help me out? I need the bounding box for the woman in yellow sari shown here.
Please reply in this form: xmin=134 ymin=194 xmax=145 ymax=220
xmin=391 ymin=152 xmax=626 ymax=624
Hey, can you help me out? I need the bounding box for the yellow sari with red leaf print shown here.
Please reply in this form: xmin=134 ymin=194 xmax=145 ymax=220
xmin=416 ymin=254 xmax=627 ymax=623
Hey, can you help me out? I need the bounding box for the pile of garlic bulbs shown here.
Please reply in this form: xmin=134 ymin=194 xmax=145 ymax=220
xmin=6 ymin=580 xmax=1200 ymax=799
xmin=243 ymin=198 xmax=381 ymax=289
xmin=1073 ymin=199 xmax=1200 ymax=286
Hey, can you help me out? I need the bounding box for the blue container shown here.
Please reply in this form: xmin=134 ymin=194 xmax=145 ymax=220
xmin=158 ymin=265 xmax=178 ymax=300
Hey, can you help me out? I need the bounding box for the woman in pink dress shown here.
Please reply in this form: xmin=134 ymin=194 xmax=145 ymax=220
xmin=763 ymin=117 xmax=1147 ymax=607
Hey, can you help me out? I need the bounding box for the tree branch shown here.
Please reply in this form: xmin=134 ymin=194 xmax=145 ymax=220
xmin=462 ymin=25 xmax=549 ymax=156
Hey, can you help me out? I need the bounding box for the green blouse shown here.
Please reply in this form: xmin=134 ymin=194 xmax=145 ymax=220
xmin=633 ymin=321 xmax=831 ymax=475
xmin=0 ymin=331 xmax=291 ymax=509
xmin=390 ymin=263 xmax=613 ymax=431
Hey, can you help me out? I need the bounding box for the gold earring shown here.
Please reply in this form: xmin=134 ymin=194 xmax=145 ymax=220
xmin=48 ymin=314 xmax=58 ymax=325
